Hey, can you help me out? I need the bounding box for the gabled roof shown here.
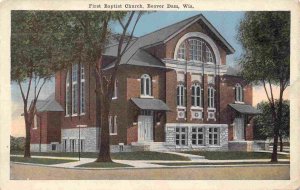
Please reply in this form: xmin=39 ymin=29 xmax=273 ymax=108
xmin=103 ymin=14 xmax=235 ymax=69
xmin=36 ymin=93 xmax=64 ymax=112
xmin=104 ymin=14 xmax=235 ymax=69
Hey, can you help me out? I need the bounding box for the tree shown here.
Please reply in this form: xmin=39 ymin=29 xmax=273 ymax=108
xmin=11 ymin=11 xmax=72 ymax=158
xmin=57 ymin=11 xmax=142 ymax=162
xmin=254 ymin=100 xmax=290 ymax=151
xmin=237 ymin=12 xmax=290 ymax=162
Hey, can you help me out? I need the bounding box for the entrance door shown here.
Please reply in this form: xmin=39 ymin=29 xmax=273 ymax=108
xmin=233 ymin=116 xmax=245 ymax=140
xmin=138 ymin=115 xmax=153 ymax=142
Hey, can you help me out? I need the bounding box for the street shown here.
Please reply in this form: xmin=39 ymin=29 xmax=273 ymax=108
xmin=10 ymin=163 xmax=290 ymax=180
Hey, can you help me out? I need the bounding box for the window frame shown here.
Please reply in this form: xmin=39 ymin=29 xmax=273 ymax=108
xmin=191 ymin=127 xmax=205 ymax=146
xmin=208 ymin=86 xmax=215 ymax=109
xmin=208 ymin=127 xmax=220 ymax=146
xmin=191 ymin=83 xmax=202 ymax=108
xmin=109 ymin=115 xmax=118 ymax=135
xmin=112 ymin=79 xmax=118 ymax=100
xmin=72 ymin=64 xmax=78 ymax=116
xmin=80 ymin=64 xmax=85 ymax=115
xmin=235 ymin=83 xmax=244 ymax=103
xmin=175 ymin=127 xmax=188 ymax=146
xmin=176 ymin=42 xmax=186 ymax=60
xmin=177 ymin=83 xmax=185 ymax=108
xmin=65 ymin=70 xmax=71 ymax=116
xmin=140 ymin=74 xmax=152 ymax=98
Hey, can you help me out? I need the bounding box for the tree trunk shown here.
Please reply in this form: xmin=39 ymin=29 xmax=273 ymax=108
xmin=279 ymin=134 xmax=283 ymax=152
xmin=271 ymin=131 xmax=278 ymax=162
xmin=23 ymin=110 xmax=32 ymax=158
xmin=95 ymin=70 xmax=112 ymax=162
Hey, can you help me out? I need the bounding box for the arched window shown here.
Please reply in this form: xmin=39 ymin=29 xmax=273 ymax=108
xmin=72 ymin=64 xmax=78 ymax=115
xmin=141 ymin=74 xmax=152 ymax=96
xmin=112 ymin=79 xmax=118 ymax=99
xmin=205 ymin=44 xmax=214 ymax=63
xmin=191 ymin=83 xmax=202 ymax=107
xmin=208 ymin=86 xmax=215 ymax=108
xmin=189 ymin=39 xmax=203 ymax=61
xmin=177 ymin=83 xmax=185 ymax=107
xmin=175 ymin=36 xmax=216 ymax=64
xmin=80 ymin=64 xmax=85 ymax=114
xmin=235 ymin=83 xmax=243 ymax=102
xmin=65 ymin=70 xmax=71 ymax=116
xmin=177 ymin=42 xmax=186 ymax=60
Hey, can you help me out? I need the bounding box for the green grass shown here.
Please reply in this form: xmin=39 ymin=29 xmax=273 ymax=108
xmin=153 ymin=161 xmax=290 ymax=166
xmin=11 ymin=151 xmax=190 ymax=161
xmin=183 ymin=151 xmax=290 ymax=160
xmin=111 ymin=151 xmax=190 ymax=161
xmin=10 ymin=156 xmax=76 ymax=165
xmin=76 ymin=162 xmax=133 ymax=168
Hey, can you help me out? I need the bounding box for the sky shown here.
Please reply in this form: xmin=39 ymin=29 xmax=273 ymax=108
xmin=11 ymin=11 xmax=289 ymax=137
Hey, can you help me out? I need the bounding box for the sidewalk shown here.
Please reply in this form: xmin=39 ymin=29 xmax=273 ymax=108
xmin=11 ymin=154 xmax=290 ymax=169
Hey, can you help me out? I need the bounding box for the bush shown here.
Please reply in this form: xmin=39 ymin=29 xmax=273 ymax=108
xmin=10 ymin=136 xmax=25 ymax=151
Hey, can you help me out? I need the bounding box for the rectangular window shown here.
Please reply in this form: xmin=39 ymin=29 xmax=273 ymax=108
xmin=208 ymin=87 xmax=215 ymax=108
xmin=177 ymin=84 xmax=185 ymax=107
xmin=33 ymin=114 xmax=38 ymax=129
xmin=112 ymin=80 xmax=118 ymax=99
xmin=191 ymin=127 xmax=205 ymax=145
xmin=109 ymin=115 xmax=117 ymax=135
xmin=175 ymin=127 xmax=188 ymax=146
xmin=63 ymin=139 xmax=67 ymax=152
xmin=72 ymin=83 xmax=78 ymax=114
xmin=80 ymin=139 xmax=84 ymax=152
xmin=70 ymin=139 xmax=76 ymax=152
xmin=208 ymin=128 xmax=219 ymax=145
xmin=72 ymin=64 xmax=78 ymax=115
xmin=80 ymin=64 xmax=85 ymax=114
xmin=51 ymin=144 xmax=56 ymax=151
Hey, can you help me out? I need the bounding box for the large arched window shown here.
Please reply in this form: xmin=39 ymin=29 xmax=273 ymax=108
xmin=175 ymin=35 xmax=217 ymax=64
xmin=208 ymin=86 xmax=215 ymax=108
xmin=80 ymin=64 xmax=85 ymax=114
xmin=141 ymin=74 xmax=152 ymax=97
xmin=191 ymin=83 xmax=202 ymax=107
xmin=177 ymin=83 xmax=185 ymax=107
xmin=72 ymin=64 xmax=78 ymax=115
xmin=65 ymin=70 xmax=71 ymax=116
xmin=235 ymin=83 xmax=243 ymax=102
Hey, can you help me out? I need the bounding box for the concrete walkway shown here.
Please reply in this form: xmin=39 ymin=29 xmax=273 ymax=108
xmin=11 ymin=154 xmax=290 ymax=169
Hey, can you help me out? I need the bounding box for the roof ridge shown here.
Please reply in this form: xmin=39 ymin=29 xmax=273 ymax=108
xmin=137 ymin=13 xmax=202 ymax=39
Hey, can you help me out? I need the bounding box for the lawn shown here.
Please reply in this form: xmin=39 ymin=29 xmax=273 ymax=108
xmin=183 ymin=151 xmax=290 ymax=160
xmin=10 ymin=156 xmax=76 ymax=165
xmin=111 ymin=151 xmax=190 ymax=161
xmin=153 ymin=161 xmax=290 ymax=166
xmin=11 ymin=151 xmax=190 ymax=161
xmin=76 ymin=162 xmax=133 ymax=168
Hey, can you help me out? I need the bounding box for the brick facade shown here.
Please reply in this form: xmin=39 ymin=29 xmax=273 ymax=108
xmin=30 ymin=14 xmax=257 ymax=152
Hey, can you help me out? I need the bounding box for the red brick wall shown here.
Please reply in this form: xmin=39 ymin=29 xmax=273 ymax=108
xmin=30 ymin=112 xmax=48 ymax=144
xmin=47 ymin=112 xmax=62 ymax=143
xmin=127 ymin=125 xmax=138 ymax=144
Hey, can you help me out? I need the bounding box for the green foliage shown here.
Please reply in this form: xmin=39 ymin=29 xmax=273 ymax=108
xmin=254 ymin=100 xmax=290 ymax=140
xmin=11 ymin=11 xmax=74 ymax=82
xmin=10 ymin=136 xmax=25 ymax=151
xmin=237 ymin=12 xmax=290 ymax=85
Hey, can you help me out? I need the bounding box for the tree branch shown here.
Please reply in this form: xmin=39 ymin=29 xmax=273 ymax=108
xmin=262 ymin=80 xmax=272 ymax=104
